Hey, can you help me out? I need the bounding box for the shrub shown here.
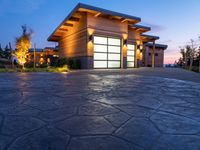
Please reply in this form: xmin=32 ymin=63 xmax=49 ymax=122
xmin=0 ymin=62 xmax=5 ymax=68
xmin=67 ymin=59 xmax=81 ymax=69
xmin=54 ymin=58 xmax=68 ymax=67
xmin=39 ymin=63 xmax=48 ymax=68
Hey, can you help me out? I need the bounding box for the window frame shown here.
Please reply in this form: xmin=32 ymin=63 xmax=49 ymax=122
xmin=93 ymin=35 xmax=121 ymax=69
xmin=127 ymin=44 xmax=135 ymax=68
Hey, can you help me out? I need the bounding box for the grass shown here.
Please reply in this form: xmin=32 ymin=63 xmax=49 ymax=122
xmin=0 ymin=68 xmax=16 ymax=73
xmin=0 ymin=65 xmax=69 ymax=73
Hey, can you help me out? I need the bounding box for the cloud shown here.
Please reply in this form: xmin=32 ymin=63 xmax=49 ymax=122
xmin=0 ymin=0 xmax=46 ymax=15
xmin=142 ymin=21 xmax=166 ymax=32
xmin=160 ymin=40 xmax=172 ymax=44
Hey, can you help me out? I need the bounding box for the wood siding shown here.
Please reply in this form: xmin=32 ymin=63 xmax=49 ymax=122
xmin=58 ymin=12 xmax=87 ymax=58
xmin=143 ymin=47 xmax=164 ymax=67
xmin=128 ymin=27 xmax=141 ymax=41
xmin=87 ymin=13 xmax=128 ymax=34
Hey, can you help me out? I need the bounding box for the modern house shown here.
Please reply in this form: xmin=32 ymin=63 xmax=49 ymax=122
xmin=48 ymin=3 xmax=167 ymax=69
xmin=27 ymin=47 xmax=59 ymax=66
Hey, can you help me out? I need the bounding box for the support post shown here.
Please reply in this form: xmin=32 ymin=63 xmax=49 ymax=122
xmin=34 ymin=43 xmax=36 ymax=69
xmin=152 ymin=40 xmax=155 ymax=68
xmin=135 ymin=43 xmax=137 ymax=68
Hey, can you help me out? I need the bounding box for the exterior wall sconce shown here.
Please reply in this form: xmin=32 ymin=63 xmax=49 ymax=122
xmin=123 ymin=39 xmax=127 ymax=46
xmin=137 ymin=45 xmax=143 ymax=50
xmin=89 ymin=35 xmax=93 ymax=42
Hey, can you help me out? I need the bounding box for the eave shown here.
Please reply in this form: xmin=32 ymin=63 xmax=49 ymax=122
xmin=132 ymin=25 xmax=151 ymax=33
xmin=48 ymin=3 xmax=141 ymax=42
xmin=141 ymin=34 xmax=160 ymax=42
xmin=145 ymin=43 xmax=168 ymax=50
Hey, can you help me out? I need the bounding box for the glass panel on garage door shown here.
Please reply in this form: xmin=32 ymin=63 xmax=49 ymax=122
xmin=127 ymin=44 xmax=135 ymax=68
xmin=93 ymin=36 xmax=121 ymax=69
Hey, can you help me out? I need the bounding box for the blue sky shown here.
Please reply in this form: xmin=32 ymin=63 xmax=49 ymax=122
xmin=1 ymin=0 xmax=200 ymax=63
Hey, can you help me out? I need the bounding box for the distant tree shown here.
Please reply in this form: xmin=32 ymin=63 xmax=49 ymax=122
xmin=0 ymin=43 xmax=3 ymax=58
xmin=197 ymin=46 xmax=200 ymax=72
xmin=4 ymin=44 xmax=12 ymax=59
xmin=177 ymin=37 xmax=200 ymax=72
xmin=178 ymin=44 xmax=196 ymax=70
xmin=180 ymin=48 xmax=186 ymax=67
xmin=14 ymin=25 xmax=32 ymax=68
xmin=188 ymin=39 xmax=196 ymax=70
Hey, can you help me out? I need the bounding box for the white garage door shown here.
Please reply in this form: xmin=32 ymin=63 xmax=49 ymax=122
xmin=127 ymin=44 xmax=135 ymax=68
xmin=93 ymin=36 xmax=121 ymax=69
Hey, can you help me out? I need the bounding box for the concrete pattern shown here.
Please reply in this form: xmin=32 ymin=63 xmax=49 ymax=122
xmin=0 ymin=68 xmax=200 ymax=150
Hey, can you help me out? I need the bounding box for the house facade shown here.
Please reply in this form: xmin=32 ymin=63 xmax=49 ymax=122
xmin=143 ymin=43 xmax=167 ymax=67
xmin=27 ymin=47 xmax=59 ymax=66
xmin=48 ymin=3 xmax=167 ymax=69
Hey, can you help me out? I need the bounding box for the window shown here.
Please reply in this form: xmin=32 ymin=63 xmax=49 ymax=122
xmin=94 ymin=53 xmax=107 ymax=60
xmin=108 ymin=53 xmax=120 ymax=61
xmin=108 ymin=61 xmax=120 ymax=68
xmin=94 ymin=61 xmax=107 ymax=68
xmin=94 ymin=45 xmax=107 ymax=52
xmin=94 ymin=36 xmax=107 ymax=44
xmin=108 ymin=46 xmax=120 ymax=53
xmin=149 ymin=53 xmax=151 ymax=56
xmin=155 ymin=53 xmax=158 ymax=56
xmin=93 ymin=36 xmax=121 ymax=69
xmin=108 ymin=38 xmax=121 ymax=46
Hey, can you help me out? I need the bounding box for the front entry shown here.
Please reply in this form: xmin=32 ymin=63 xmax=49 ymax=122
xmin=93 ymin=36 xmax=121 ymax=69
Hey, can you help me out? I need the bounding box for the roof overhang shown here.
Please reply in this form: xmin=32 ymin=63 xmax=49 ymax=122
xmin=145 ymin=43 xmax=168 ymax=50
xmin=141 ymin=34 xmax=160 ymax=42
xmin=48 ymin=3 xmax=141 ymax=42
xmin=132 ymin=25 xmax=151 ymax=33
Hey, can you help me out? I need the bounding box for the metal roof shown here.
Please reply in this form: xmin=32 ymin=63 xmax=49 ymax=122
xmin=78 ymin=3 xmax=141 ymax=21
xmin=48 ymin=3 xmax=141 ymax=41
xmin=132 ymin=25 xmax=151 ymax=31
xmin=141 ymin=34 xmax=160 ymax=40
xmin=145 ymin=43 xmax=168 ymax=49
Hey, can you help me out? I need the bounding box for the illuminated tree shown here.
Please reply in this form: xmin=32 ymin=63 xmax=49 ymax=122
xmin=14 ymin=25 xmax=32 ymax=68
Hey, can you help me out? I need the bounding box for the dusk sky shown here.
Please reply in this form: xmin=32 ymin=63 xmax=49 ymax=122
xmin=1 ymin=0 xmax=200 ymax=64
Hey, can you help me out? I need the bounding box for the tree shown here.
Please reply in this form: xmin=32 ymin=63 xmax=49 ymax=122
xmin=188 ymin=39 xmax=196 ymax=70
xmin=178 ymin=37 xmax=200 ymax=72
xmin=197 ymin=46 xmax=200 ymax=72
xmin=180 ymin=48 xmax=186 ymax=67
xmin=4 ymin=44 xmax=12 ymax=59
xmin=0 ymin=44 xmax=3 ymax=58
xmin=14 ymin=25 xmax=32 ymax=68
xmin=178 ymin=44 xmax=196 ymax=70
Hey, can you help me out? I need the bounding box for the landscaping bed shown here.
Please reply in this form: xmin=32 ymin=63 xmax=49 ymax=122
xmin=0 ymin=65 xmax=69 ymax=73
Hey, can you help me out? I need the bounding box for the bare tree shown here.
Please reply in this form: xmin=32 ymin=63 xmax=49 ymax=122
xmin=189 ymin=39 xmax=196 ymax=70
xmin=180 ymin=48 xmax=186 ymax=68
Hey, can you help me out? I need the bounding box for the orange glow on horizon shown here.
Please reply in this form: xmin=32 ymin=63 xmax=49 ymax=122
xmin=164 ymin=53 xmax=181 ymax=64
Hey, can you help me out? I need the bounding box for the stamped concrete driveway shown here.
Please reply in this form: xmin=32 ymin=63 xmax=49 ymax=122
xmin=0 ymin=68 xmax=200 ymax=150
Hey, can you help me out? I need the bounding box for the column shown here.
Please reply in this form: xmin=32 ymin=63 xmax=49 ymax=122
xmin=152 ymin=40 xmax=155 ymax=68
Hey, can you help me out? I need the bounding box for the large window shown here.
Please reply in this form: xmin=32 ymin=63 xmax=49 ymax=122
xmin=93 ymin=36 xmax=121 ymax=68
xmin=127 ymin=44 xmax=135 ymax=68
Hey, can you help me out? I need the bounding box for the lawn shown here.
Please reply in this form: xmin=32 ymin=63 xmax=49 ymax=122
xmin=0 ymin=65 xmax=69 ymax=73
